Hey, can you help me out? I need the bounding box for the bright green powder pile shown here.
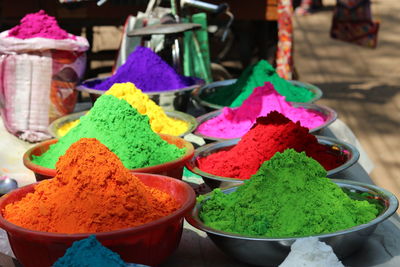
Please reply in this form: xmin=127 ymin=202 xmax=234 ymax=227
xmin=32 ymin=95 xmax=185 ymax=169
xmin=204 ymin=60 xmax=315 ymax=107
xmin=199 ymin=149 xmax=378 ymax=237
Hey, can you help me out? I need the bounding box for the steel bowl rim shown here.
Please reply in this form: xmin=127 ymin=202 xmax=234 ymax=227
xmin=320 ymin=135 xmax=360 ymax=176
xmin=47 ymin=110 xmax=198 ymax=138
xmin=191 ymin=79 xmax=237 ymax=110
xmin=185 ymin=179 xmax=399 ymax=241
xmin=47 ymin=110 xmax=88 ymax=138
xmin=166 ymin=110 xmax=198 ymax=137
xmin=76 ymin=76 xmax=204 ymax=96
xmin=191 ymin=79 xmax=323 ymax=110
xmin=185 ymin=138 xmax=244 ymax=184
xmin=185 ymin=136 xmax=360 ymax=183
xmin=193 ymin=103 xmax=338 ymax=142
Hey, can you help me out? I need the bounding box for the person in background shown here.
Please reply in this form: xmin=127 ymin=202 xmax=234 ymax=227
xmin=295 ymin=0 xmax=379 ymax=48
xmin=295 ymin=0 xmax=323 ymax=15
xmin=330 ymin=0 xmax=379 ymax=48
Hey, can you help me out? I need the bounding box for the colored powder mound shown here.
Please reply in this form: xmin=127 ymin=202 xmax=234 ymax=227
xmin=57 ymin=83 xmax=189 ymax=137
xmin=197 ymin=82 xmax=326 ymax=139
xmin=105 ymin=83 xmax=188 ymax=135
xmin=4 ymin=138 xmax=179 ymax=233
xmin=204 ymin=60 xmax=315 ymax=107
xmin=87 ymin=46 xmax=197 ymax=92
xmin=57 ymin=119 xmax=80 ymax=137
xmin=7 ymin=10 xmax=74 ymax=40
xmin=197 ymin=111 xmax=346 ymax=179
xmin=198 ymin=149 xmax=378 ymax=237
xmin=32 ymin=95 xmax=185 ymax=169
xmin=53 ymin=236 xmax=126 ymax=267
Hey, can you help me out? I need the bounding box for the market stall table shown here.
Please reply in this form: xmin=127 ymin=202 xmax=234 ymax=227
xmin=0 ymin=116 xmax=399 ymax=266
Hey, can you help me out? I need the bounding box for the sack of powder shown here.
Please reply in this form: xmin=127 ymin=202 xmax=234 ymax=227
xmin=0 ymin=10 xmax=89 ymax=142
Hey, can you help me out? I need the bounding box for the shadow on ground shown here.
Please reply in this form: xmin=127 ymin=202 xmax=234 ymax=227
xmin=314 ymin=82 xmax=399 ymax=104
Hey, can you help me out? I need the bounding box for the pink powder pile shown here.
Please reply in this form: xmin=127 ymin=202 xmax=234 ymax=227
xmin=197 ymin=82 xmax=326 ymax=139
xmin=7 ymin=10 xmax=74 ymax=40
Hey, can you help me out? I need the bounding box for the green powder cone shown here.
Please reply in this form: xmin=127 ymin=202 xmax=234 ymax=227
xmin=32 ymin=95 xmax=185 ymax=169
xmin=199 ymin=149 xmax=378 ymax=237
xmin=204 ymin=60 xmax=315 ymax=107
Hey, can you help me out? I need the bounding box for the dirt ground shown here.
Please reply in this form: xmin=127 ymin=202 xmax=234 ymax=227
xmin=293 ymin=0 xmax=400 ymax=204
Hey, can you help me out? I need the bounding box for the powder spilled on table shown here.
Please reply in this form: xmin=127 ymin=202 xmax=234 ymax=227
xmin=7 ymin=10 xmax=74 ymax=40
xmin=197 ymin=111 xmax=346 ymax=179
xmin=4 ymin=138 xmax=180 ymax=233
xmin=204 ymin=60 xmax=315 ymax=107
xmin=199 ymin=149 xmax=378 ymax=237
xmin=85 ymin=46 xmax=198 ymax=92
xmin=32 ymin=94 xmax=185 ymax=169
xmin=58 ymin=83 xmax=189 ymax=137
xmin=197 ymin=82 xmax=326 ymax=139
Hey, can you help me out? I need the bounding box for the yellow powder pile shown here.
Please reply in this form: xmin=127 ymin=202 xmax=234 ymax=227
xmin=57 ymin=120 xmax=80 ymax=136
xmin=56 ymin=82 xmax=189 ymax=137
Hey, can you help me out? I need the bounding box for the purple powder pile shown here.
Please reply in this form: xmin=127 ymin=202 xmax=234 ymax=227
xmin=86 ymin=46 xmax=198 ymax=92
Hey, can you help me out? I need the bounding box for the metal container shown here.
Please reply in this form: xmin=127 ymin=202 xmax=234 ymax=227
xmin=48 ymin=110 xmax=198 ymax=138
xmin=47 ymin=110 xmax=87 ymax=138
xmin=185 ymin=136 xmax=360 ymax=189
xmin=191 ymin=79 xmax=323 ymax=111
xmin=194 ymin=103 xmax=338 ymax=142
xmin=186 ymin=179 xmax=399 ymax=266
xmin=76 ymin=77 xmax=204 ymax=112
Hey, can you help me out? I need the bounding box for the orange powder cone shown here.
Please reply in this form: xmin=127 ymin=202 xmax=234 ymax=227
xmin=4 ymin=138 xmax=179 ymax=233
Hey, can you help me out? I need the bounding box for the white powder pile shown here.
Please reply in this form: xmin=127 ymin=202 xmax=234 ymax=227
xmin=279 ymin=237 xmax=344 ymax=267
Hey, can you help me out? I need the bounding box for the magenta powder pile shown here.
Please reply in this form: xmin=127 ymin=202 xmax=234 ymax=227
xmin=7 ymin=10 xmax=74 ymax=40
xmin=84 ymin=46 xmax=198 ymax=93
xmin=197 ymin=82 xmax=326 ymax=139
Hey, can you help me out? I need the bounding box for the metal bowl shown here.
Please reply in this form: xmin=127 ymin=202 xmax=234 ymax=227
xmin=194 ymin=103 xmax=337 ymax=142
xmin=47 ymin=110 xmax=87 ymax=138
xmin=48 ymin=110 xmax=198 ymax=138
xmin=185 ymin=136 xmax=360 ymax=189
xmin=191 ymin=79 xmax=323 ymax=111
xmin=186 ymin=179 xmax=399 ymax=266
xmin=76 ymin=77 xmax=204 ymax=112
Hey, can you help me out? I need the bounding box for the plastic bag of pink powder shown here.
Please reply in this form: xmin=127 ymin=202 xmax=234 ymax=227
xmin=0 ymin=31 xmax=89 ymax=142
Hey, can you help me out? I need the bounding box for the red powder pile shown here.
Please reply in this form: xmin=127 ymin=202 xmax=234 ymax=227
xmin=197 ymin=111 xmax=346 ymax=179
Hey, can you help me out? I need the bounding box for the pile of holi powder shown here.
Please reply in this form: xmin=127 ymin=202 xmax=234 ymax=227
xmin=105 ymin=83 xmax=188 ymax=135
xmin=7 ymin=10 xmax=74 ymax=40
xmin=197 ymin=112 xmax=346 ymax=179
xmin=197 ymin=82 xmax=326 ymax=139
xmin=203 ymin=60 xmax=315 ymax=107
xmin=53 ymin=236 xmax=126 ymax=267
xmin=57 ymin=83 xmax=189 ymax=137
xmin=4 ymin=138 xmax=180 ymax=233
xmin=32 ymin=94 xmax=186 ymax=169
xmin=83 ymin=46 xmax=198 ymax=93
xmin=57 ymin=119 xmax=80 ymax=137
xmin=198 ymin=149 xmax=378 ymax=237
